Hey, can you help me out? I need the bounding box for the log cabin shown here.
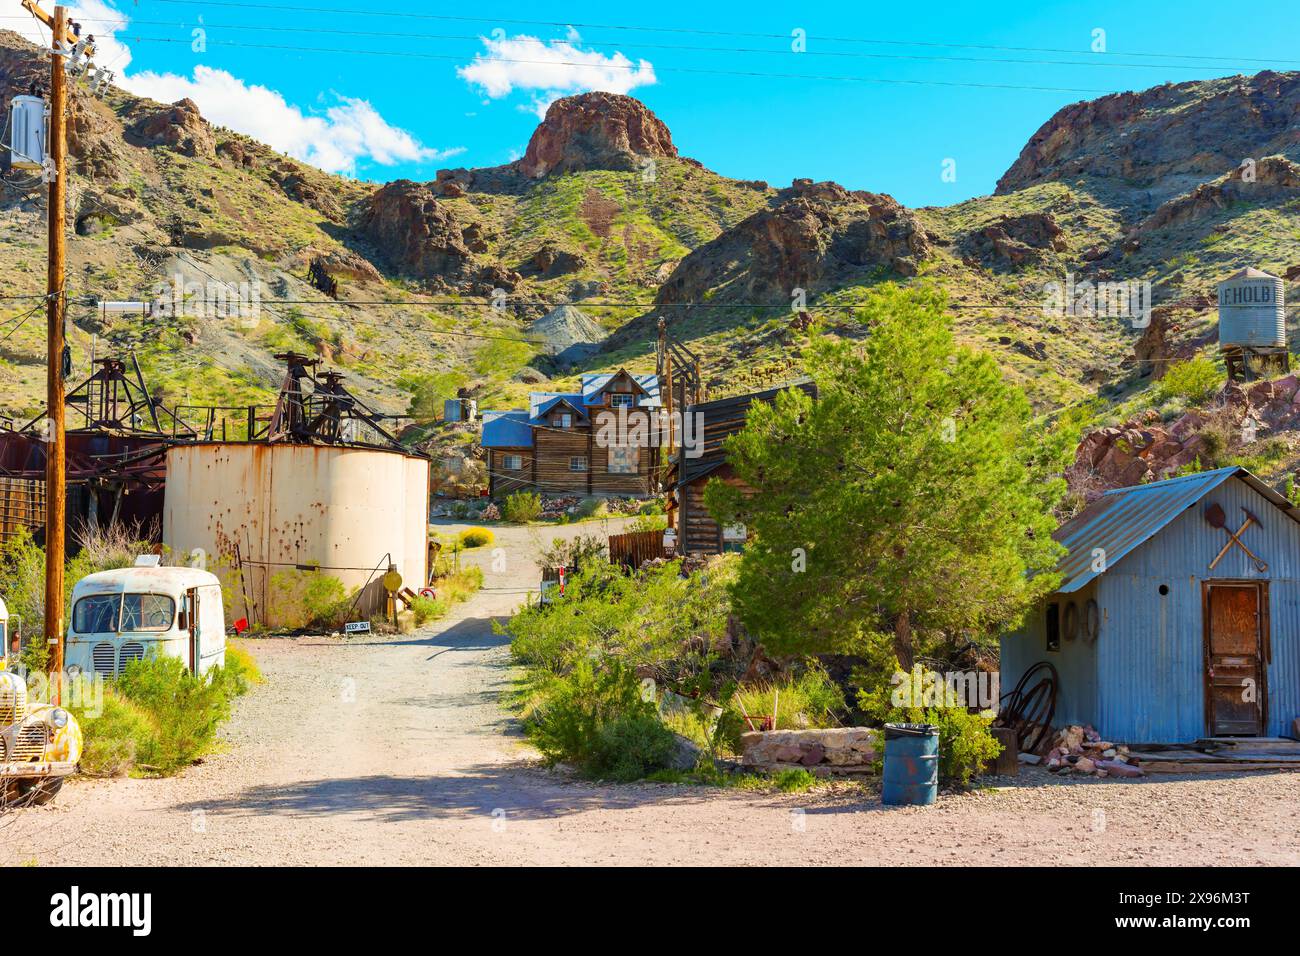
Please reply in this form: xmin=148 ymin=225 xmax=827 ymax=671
xmin=480 ymin=370 xmax=662 ymax=498
xmin=663 ymin=378 xmax=817 ymax=556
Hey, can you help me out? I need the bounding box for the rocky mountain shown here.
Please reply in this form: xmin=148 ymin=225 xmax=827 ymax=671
xmin=2 ymin=24 xmax=1299 ymax=490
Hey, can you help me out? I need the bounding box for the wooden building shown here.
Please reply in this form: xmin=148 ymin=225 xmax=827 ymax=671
xmin=481 ymin=370 xmax=662 ymax=499
xmin=663 ymin=379 xmax=816 ymax=556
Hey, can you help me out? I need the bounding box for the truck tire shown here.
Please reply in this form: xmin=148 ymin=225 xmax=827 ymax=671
xmin=15 ymin=776 xmax=63 ymax=806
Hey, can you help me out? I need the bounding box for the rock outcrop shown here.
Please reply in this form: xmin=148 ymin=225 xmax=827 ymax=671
xmin=656 ymin=180 xmax=930 ymax=305
xmin=130 ymin=98 xmax=215 ymax=159
xmin=516 ymin=92 xmax=677 ymax=179
xmin=996 ymin=71 xmax=1300 ymax=215
xmin=1070 ymin=374 xmax=1300 ymax=496
xmin=965 ymin=211 xmax=1068 ymax=267
xmin=356 ymin=180 xmax=475 ymax=281
xmin=1133 ymin=156 xmax=1300 ymax=235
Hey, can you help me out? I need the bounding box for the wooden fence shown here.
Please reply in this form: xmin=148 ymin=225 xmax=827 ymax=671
xmin=607 ymin=528 xmax=666 ymax=570
xmin=0 ymin=477 xmax=44 ymax=545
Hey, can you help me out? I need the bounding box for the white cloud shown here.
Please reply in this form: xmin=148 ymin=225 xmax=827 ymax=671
xmin=457 ymin=33 xmax=656 ymax=103
xmin=126 ymin=66 xmax=461 ymax=174
xmin=12 ymin=1 xmax=455 ymax=176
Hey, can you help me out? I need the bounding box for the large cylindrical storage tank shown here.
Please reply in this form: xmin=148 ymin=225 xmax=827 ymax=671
xmin=162 ymin=443 xmax=430 ymax=628
xmin=1218 ymin=267 xmax=1286 ymax=348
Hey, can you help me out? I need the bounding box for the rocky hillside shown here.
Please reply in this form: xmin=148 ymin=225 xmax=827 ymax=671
xmin=2 ymin=25 xmax=1299 ymax=483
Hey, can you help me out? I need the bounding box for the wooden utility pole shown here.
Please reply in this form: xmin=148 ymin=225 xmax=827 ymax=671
xmin=44 ymin=5 xmax=68 ymax=700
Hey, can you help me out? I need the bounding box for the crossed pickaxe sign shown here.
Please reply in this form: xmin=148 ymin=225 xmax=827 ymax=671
xmin=1205 ymin=502 xmax=1267 ymax=572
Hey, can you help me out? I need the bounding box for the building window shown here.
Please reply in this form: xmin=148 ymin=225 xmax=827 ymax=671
xmin=569 ymin=456 xmax=588 ymax=472
xmin=610 ymin=393 xmax=634 ymax=408
xmin=502 ymin=454 xmax=523 ymax=471
xmin=560 ymin=414 xmax=572 ymax=428
xmin=608 ymin=444 xmax=638 ymax=474
xmin=1045 ymin=602 xmax=1060 ymax=652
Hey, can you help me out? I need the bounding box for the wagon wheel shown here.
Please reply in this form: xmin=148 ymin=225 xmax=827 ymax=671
xmin=996 ymin=660 xmax=1058 ymax=755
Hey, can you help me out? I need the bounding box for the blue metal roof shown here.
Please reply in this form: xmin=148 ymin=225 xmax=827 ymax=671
xmin=529 ymin=393 xmax=588 ymax=424
xmin=479 ymin=411 xmax=533 ymax=448
xmin=580 ymin=371 xmax=660 ymax=406
xmin=1053 ymin=466 xmax=1300 ymax=593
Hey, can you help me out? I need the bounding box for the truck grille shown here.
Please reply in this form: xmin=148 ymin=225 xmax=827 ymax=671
xmin=119 ymin=642 xmax=145 ymax=668
xmin=11 ymin=722 xmax=47 ymax=761
xmin=0 ymin=675 xmax=26 ymax=725
xmin=92 ymin=641 xmax=117 ymax=676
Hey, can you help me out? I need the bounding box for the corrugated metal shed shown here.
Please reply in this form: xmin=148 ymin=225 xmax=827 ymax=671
xmin=1052 ymin=466 xmax=1300 ymax=593
xmin=1003 ymin=467 xmax=1300 ymax=743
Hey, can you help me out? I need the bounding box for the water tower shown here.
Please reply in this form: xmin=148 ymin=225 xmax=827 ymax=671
xmin=1218 ymin=267 xmax=1288 ymax=381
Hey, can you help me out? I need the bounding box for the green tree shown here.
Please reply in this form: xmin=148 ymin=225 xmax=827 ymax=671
xmin=705 ymin=285 xmax=1064 ymax=666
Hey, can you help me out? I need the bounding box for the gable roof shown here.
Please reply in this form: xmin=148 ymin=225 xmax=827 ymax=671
xmin=480 ymin=411 xmax=533 ymax=448
xmin=671 ymin=378 xmax=817 ymax=487
xmin=580 ymin=371 xmax=660 ymax=407
xmin=529 ymin=393 xmax=588 ymax=424
xmin=1053 ymin=466 xmax=1300 ymax=593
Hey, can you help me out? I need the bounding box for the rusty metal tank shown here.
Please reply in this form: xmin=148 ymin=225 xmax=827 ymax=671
xmin=162 ymin=443 xmax=430 ymax=628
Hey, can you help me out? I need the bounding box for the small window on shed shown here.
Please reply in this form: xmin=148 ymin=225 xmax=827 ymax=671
xmin=1045 ymin=602 xmax=1061 ymax=652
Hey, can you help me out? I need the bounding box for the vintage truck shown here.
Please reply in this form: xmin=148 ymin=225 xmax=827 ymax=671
xmin=0 ymin=596 xmax=83 ymax=806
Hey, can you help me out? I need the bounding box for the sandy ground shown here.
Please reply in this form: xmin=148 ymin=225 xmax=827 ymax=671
xmin=3 ymin=517 xmax=1299 ymax=866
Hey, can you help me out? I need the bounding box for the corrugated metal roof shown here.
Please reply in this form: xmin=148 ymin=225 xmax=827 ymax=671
xmin=1054 ymin=466 xmax=1300 ymax=592
xmin=479 ymin=411 xmax=533 ymax=448
xmin=580 ymin=371 xmax=661 ymax=406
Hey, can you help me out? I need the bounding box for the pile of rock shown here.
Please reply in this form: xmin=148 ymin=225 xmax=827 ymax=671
xmin=739 ymin=728 xmax=878 ymax=775
xmin=1045 ymin=725 xmax=1143 ymax=778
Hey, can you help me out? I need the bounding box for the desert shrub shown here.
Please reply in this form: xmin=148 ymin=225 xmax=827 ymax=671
xmin=536 ymin=533 xmax=607 ymax=575
xmin=267 ymin=570 xmax=351 ymax=630
xmin=68 ymin=684 xmax=156 ymax=777
xmin=574 ymin=497 xmax=607 ymax=519
xmin=527 ymin=659 xmax=674 ymax=780
xmin=503 ymin=491 xmax=543 ymax=523
xmin=735 ymin=662 xmax=846 ymax=730
xmin=410 ymin=595 xmax=449 ymax=625
xmin=213 ymin=640 xmax=262 ymax=696
xmin=114 ymin=654 xmax=232 ymax=774
xmin=628 ymin=513 xmax=668 ymax=533
xmin=458 ymin=527 xmax=494 ymax=548
xmin=1159 ymin=356 xmax=1224 ymax=404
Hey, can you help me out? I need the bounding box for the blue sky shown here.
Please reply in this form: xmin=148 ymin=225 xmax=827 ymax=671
xmin=21 ymin=0 xmax=1300 ymax=206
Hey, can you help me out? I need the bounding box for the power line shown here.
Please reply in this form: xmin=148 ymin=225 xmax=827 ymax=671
xmin=4 ymin=16 xmax=1286 ymax=73
xmin=117 ymin=36 xmax=1116 ymax=94
xmin=136 ymin=0 xmax=1300 ymax=68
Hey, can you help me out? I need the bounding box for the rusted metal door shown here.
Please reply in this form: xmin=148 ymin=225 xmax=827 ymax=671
xmin=1203 ymin=582 xmax=1267 ymax=736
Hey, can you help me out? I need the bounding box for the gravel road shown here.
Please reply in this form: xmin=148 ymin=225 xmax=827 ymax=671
xmin=3 ymin=517 xmax=1298 ymax=866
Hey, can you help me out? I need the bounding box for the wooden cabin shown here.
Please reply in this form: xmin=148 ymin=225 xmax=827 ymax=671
xmin=664 ymin=379 xmax=817 ymax=556
xmin=481 ymin=370 xmax=662 ymax=499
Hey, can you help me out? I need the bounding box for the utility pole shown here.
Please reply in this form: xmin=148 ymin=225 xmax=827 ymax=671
xmin=44 ymin=4 xmax=68 ymax=701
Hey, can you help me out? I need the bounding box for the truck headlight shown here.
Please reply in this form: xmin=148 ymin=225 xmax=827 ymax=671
xmin=48 ymin=708 xmax=69 ymax=729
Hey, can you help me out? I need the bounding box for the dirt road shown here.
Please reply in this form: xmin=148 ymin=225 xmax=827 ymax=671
xmin=3 ymin=518 xmax=1299 ymax=866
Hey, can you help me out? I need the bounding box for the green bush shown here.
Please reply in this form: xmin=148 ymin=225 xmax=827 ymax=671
xmin=410 ymin=595 xmax=449 ymax=625
xmin=872 ymin=700 xmax=1001 ymax=788
xmin=734 ymin=662 xmax=846 ymax=730
xmin=68 ymin=685 xmax=156 ymax=777
xmin=527 ymin=659 xmax=675 ymax=780
xmin=267 ymin=570 xmax=351 ymax=630
xmin=458 ymin=527 xmax=494 ymax=548
xmin=67 ymin=646 xmax=259 ymax=777
xmin=503 ymin=491 xmax=543 ymax=523
xmin=115 ymin=654 xmax=233 ymax=774
xmin=1159 ymin=356 xmax=1224 ymax=404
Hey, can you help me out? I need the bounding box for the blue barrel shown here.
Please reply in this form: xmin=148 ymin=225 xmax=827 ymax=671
xmin=881 ymin=723 xmax=939 ymax=805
